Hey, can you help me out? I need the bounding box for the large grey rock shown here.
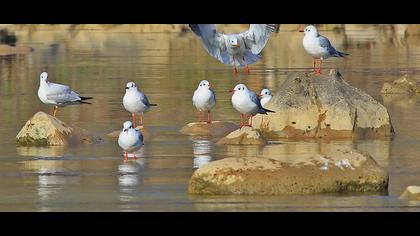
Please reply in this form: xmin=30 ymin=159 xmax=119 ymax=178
xmin=252 ymin=70 xmax=394 ymax=140
xmin=16 ymin=111 xmax=102 ymax=146
xmin=216 ymin=126 xmax=267 ymax=145
xmin=189 ymin=148 xmax=388 ymax=195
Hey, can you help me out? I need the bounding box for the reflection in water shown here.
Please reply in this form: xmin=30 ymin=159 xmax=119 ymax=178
xmin=191 ymin=136 xmax=213 ymax=168
xmin=118 ymin=158 xmax=146 ymax=207
xmin=16 ymin=146 xmax=66 ymax=158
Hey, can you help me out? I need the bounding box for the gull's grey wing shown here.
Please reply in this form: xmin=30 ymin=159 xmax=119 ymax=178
xmin=239 ymin=24 xmax=278 ymax=54
xmin=140 ymin=92 xmax=152 ymax=108
xmin=249 ymin=91 xmax=264 ymax=109
xmin=210 ymin=88 xmax=216 ymax=103
xmin=189 ymin=24 xmax=231 ymax=65
xmin=46 ymin=82 xmax=82 ymax=104
xmin=318 ymin=35 xmax=338 ymax=55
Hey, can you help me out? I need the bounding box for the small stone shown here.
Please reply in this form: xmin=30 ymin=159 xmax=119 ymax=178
xmin=399 ymin=186 xmax=420 ymax=201
xmin=216 ymin=126 xmax=267 ymax=145
xmin=180 ymin=121 xmax=239 ymax=136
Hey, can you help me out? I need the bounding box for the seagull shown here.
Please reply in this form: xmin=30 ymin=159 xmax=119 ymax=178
xmin=118 ymin=121 xmax=144 ymax=162
xmin=37 ymin=72 xmax=92 ymax=117
xmin=192 ymin=80 xmax=216 ymax=123
xmin=300 ymin=25 xmax=349 ymax=74
xmin=259 ymin=88 xmax=273 ymax=107
xmin=189 ymin=24 xmax=278 ymax=75
xmin=229 ymin=84 xmax=274 ymax=127
xmin=123 ymin=82 xmax=157 ymax=127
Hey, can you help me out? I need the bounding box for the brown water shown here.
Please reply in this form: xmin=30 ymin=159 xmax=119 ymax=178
xmin=1 ymin=25 xmax=420 ymax=211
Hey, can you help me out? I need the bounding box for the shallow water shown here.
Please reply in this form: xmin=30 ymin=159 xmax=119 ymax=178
xmin=1 ymin=25 xmax=420 ymax=211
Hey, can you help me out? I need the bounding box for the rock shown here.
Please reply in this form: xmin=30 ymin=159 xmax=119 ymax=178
xmin=399 ymin=186 xmax=420 ymax=201
xmin=180 ymin=121 xmax=239 ymax=136
xmin=252 ymin=70 xmax=394 ymax=140
xmin=188 ymin=148 xmax=388 ymax=195
xmin=216 ymin=126 xmax=267 ymax=145
xmin=381 ymin=74 xmax=420 ymax=94
xmin=0 ymin=44 xmax=34 ymax=55
xmin=16 ymin=112 xmax=102 ymax=146
xmin=107 ymin=126 xmax=152 ymax=140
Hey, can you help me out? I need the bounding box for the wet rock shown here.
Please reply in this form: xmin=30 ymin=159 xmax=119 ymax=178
xmin=16 ymin=112 xmax=102 ymax=146
xmin=252 ymin=70 xmax=394 ymax=140
xmin=399 ymin=186 xmax=420 ymax=201
xmin=0 ymin=44 xmax=34 ymax=55
xmin=381 ymin=74 xmax=420 ymax=94
xmin=216 ymin=126 xmax=267 ymax=145
xmin=180 ymin=121 xmax=239 ymax=136
xmin=189 ymin=148 xmax=388 ymax=195
xmin=107 ymin=125 xmax=152 ymax=140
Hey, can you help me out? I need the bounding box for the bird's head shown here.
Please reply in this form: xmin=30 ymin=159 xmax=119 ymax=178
xmin=229 ymin=84 xmax=247 ymax=94
xmin=198 ymin=80 xmax=211 ymax=89
xmin=125 ymin=82 xmax=137 ymax=91
xmin=40 ymin=72 xmax=48 ymax=83
xmin=259 ymin=88 xmax=272 ymax=98
xmin=300 ymin=25 xmax=318 ymax=36
xmin=122 ymin=121 xmax=133 ymax=132
xmin=228 ymin=36 xmax=239 ymax=48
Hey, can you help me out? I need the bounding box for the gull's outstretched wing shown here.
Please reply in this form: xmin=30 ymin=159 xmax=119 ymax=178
xmin=240 ymin=24 xmax=278 ymax=54
xmin=189 ymin=24 xmax=231 ymax=64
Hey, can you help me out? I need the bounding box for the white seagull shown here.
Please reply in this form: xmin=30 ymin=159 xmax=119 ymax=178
xmin=123 ymin=82 xmax=157 ymax=127
xmin=189 ymin=24 xmax=278 ymax=75
xmin=259 ymin=88 xmax=273 ymax=107
xmin=192 ymin=80 xmax=216 ymax=123
xmin=118 ymin=121 xmax=144 ymax=162
xmin=37 ymin=72 xmax=92 ymax=117
xmin=300 ymin=25 xmax=349 ymax=74
xmin=230 ymin=84 xmax=274 ymax=127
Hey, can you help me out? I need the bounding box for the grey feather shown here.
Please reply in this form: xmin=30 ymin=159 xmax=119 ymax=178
xmin=239 ymin=24 xmax=278 ymax=54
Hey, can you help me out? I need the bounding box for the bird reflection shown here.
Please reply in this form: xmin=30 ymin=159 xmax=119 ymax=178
xmin=191 ymin=136 xmax=213 ymax=168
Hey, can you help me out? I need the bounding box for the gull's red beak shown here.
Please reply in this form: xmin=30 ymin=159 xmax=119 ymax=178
xmin=124 ymin=129 xmax=128 ymax=132
xmin=299 ymin=30 xmax=304 ymax=32
xmin=208 ymin=83 xmax=212 ymax=88
xmin=229 ymin=89 xmax=234 ymax=93
xmin=258 ymin=94 xmax=262 ymax=97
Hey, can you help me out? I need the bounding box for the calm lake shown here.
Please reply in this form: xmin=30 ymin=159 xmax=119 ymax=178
xmin=0 ymin=25 xmax=420 ymax=211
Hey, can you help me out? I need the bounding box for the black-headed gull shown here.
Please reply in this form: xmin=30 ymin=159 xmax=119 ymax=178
xmin=300 ymin=25 xmax=349 ymax=74
xmin=118 ymin=121 xmax=144 ymax=162
xmin=259 ymin=88 xmax=273 ymax=107
xmin=123 ymin=82 xmax=157 ymax=127
xmin=229 ymin=84 xmax=275 ymax=127
xmin=192 ymin=80 xmax=216 ymax=123
xmin=189 ymin=24 xmax=278 ymax=75
xmin=37 ymin=72 xmax=92 ymax=117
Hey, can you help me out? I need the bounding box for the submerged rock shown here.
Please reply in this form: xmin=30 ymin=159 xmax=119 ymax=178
xmin=381 ymin=74 xmax=420 ymax=94
xmin=216 ymin=126 xmax=267 ymax=145
xmin=252 ymin=70 xmax=394 ymax=140
xmin=16 ymin=112 xmax=102 ymax=146
xmin=189 ymin=148 xmax=388 ymax=195
xmin=180 ymin=121 xmax=239 ymax=136
xmin=399 ymin=186 xmax=420 ymax=201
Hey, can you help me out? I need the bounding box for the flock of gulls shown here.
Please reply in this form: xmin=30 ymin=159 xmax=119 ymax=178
xmin=36 ymin=24 xmax=348 ymax=162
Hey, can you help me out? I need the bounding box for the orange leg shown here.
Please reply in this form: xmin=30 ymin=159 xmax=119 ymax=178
xmin=244 ymin=65 xmax=250 ymax=75
xmin=139 ymin=114 xmax=143 ymax=127
xmin=124 ymin=151 xmax=128 ymax=162
xmin=207 ymin=110 xmax=212 ymax=124
xmin=132 ymin=113 xmax=136 ymax=126
xmin=240 ymin=114 xmax=244 ymax=127
xmin=132 ymin=152 xmax=137 ymax=161
xmin=319 ymin=59 xmax=323 ymax=74
xmin=232 ymin=57 xmax=238 ymax=75
xmin=53 ymin=106 xmax=58 ymax=117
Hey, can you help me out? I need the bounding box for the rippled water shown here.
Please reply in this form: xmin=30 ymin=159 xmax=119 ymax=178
xmin=1 ymin=25 xmax=420 ymax=211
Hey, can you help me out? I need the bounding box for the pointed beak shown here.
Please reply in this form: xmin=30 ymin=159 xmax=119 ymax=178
xmin=229 ymin=89 xmax=234 ymax=94
xmin=125 ymin=87 xmax=129 ymax=90
xmin=299 ymin=30 xmax=304 ymax=32
xmin=233 ymin=43 xmax=240 ymax=48
xmin=208 ymin=83 xmax=212 ymax=88
xmin=123 ymin=129 xmax=128 ymax=132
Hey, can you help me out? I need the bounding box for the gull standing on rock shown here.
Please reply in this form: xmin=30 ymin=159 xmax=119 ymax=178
xmin=192 ymin=80 xmax=216 ymax=123
xmin=118 ymin=121 xmax=144 ymax=162
xmin=123 ymin=82 xmax=157 ymax=127
xmin=37 ymin=72 xmax=92 ymax=117
xmin=300 ymin=25 xmax=349 ymax=74
xmin=259 ymin=88 xmax=272 ymax=107
xmin=230 ymin=84 xmax=275 ymax=127
xmin=189 ymin=24 xmax=278 ymax=75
